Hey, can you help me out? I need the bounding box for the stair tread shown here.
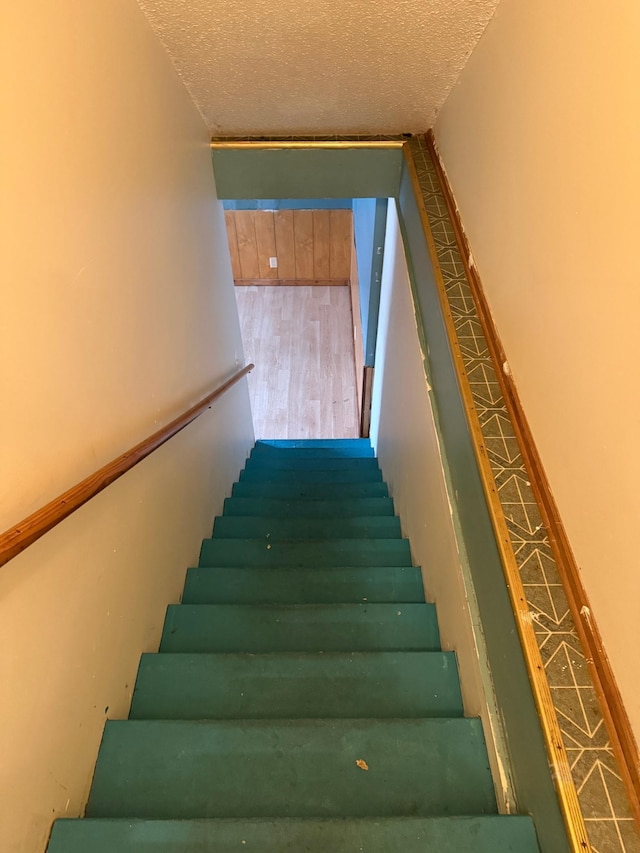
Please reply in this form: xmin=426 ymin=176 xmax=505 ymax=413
xmin=199 ymin=538 xmax=412 ymax=568
xmin=48 ymin=816 xmax=540 ymax=853
xmin=130 ymin=651 xmax=463 ymax=719
xmin=182 ymin=565 xmax=426 ymax=604
xmin=160 ymin=602 xmax=441 ymax=653
xmin=87 ymin=718 xmax=496 ymax=819
xmin=245 ymin=456 xmax=380 ymax=471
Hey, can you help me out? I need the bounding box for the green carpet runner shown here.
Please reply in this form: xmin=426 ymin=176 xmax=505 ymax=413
xmin=48 ymin=439 xmax=540 ymax=852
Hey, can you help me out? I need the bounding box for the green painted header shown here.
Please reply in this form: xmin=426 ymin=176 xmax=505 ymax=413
xmin=212 ymin=148 xmax=403 ymax=200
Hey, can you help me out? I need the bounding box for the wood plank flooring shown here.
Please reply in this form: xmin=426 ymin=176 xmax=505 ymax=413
xmin=236 ymin=286 xmax=359 ymax=439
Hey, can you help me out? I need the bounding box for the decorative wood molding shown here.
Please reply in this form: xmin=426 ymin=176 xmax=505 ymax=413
xmin=234 ymin=279 xmax=348 ymax=287
xmin=0 ymin=364 xmax=254 ymax=569
xmin=210 ymin=140 xmax=405 ymax=150
xmin=404 ymin=143 xmax=591 ymax=851
xmin=424 ymin=128 xmax=640 ymax=825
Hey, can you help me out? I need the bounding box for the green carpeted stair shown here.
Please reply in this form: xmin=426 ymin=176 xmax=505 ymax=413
xmin=47 ymin=438 xmax=540 ymax=852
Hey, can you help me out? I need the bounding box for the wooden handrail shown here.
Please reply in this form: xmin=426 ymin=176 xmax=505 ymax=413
xmin=0 ymin=363 xmax=254 ymax=568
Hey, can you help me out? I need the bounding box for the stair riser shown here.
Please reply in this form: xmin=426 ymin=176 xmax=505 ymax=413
xmin=222 ymin=496 xmax=395 ymax=517
xmin=130 ymin=652 xmax=463 ymax=720
xmin=160 ymin=604 xmax=441 ymax=653
xmin=87 ymin=719 xmax=496 ymax=819
xmin=231 ymin=482 xmax=389 ymax=499
xmin=182 ymin=566 xmax=426 ymax=605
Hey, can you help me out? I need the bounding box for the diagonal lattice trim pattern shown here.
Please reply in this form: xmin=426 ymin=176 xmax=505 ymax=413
xmin=407 ymin=135 xmax=640 ymax=853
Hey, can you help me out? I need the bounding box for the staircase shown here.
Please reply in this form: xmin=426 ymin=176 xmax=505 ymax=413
xmin=48 ymin=439 xmax=540 ymax=852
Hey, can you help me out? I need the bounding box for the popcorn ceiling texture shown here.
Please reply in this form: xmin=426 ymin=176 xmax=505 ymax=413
xmin=136 ymin=0 xmax=501 ymax=134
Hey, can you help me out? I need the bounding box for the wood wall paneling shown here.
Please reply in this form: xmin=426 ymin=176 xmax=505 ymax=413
xmin=313 ymin=210 xmax=331 ymax=279
xmin=224 ymin=211 xmax=241 ymax=278
xmin=235 ymin=211 xmax=260 ymax=279
xmin=255 ymin=212 xmax=277 ymax=279
xmin=226 ymin=209 xmax=352 ymax=284
xmin=273 ymin=210 xmax=296 ymax=279
xmin=293 ymin=210 xmax=315 ymax=279
xmin=330 ymin=209 xmax=352 ymax=280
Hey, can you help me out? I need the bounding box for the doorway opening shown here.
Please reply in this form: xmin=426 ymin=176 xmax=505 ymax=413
xmin=224 ymin=199 xmax=385 ymax=439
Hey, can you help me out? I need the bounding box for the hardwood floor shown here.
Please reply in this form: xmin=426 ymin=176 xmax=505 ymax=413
xmin=236 ymin=285 xmax=359 ymax=439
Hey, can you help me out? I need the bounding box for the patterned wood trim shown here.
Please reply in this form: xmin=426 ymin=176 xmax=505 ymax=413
xmin=403 ymin=141 xmax=592 ymax=852
xmin=424 ymin=128 xmax=640 ymax=827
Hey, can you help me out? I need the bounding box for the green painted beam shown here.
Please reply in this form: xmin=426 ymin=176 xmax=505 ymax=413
xmin=211 ymin=149 xmax=403 ymax=199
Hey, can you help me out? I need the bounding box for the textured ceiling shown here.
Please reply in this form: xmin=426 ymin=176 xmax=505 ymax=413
xmin=136 ymin=0 xmax=500 ymax=135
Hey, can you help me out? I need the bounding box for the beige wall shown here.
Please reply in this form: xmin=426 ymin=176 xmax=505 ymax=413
xmin=0 ymin=1 xmax=253 ymax=851
xmin=370 ymin=203 xmax=513 ymax=810
xmin=434 ymin=0 xmax=640 ymax=739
